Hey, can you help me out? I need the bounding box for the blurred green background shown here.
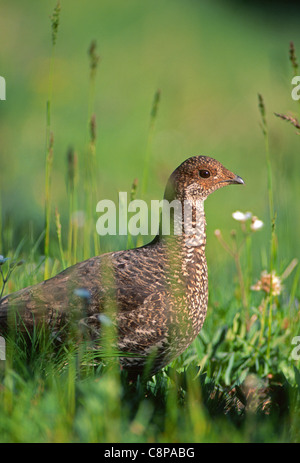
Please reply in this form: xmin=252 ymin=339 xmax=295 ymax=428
xmin=0 ymin=0 xmax=299 ymax=285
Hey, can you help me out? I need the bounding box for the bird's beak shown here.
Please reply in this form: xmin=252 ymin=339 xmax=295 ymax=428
xmin=218 ymin=173 xmax=245 ymax=186
xmin=230 ymin=174 xmax=244 ymax=185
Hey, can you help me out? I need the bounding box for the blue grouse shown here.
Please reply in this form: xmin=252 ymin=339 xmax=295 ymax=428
xmin=0 ymin=156 xmax=244 ymax=374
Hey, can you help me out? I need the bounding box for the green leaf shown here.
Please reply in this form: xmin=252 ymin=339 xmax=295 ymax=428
xmin=225 ymin=353 xmax=235 ymax=386
xmin=293 ymin=365 xmax=300 ymax=391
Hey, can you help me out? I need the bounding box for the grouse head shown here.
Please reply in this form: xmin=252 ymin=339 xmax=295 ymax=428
xmin=164 ymin=155 xmax=244 ymax=202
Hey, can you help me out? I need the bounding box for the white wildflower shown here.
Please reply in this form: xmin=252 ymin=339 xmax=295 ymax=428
xmin=232 ymin=211 xmax=252 ymax=222
xmin=250 ymin=216 xmax=264 ymax=231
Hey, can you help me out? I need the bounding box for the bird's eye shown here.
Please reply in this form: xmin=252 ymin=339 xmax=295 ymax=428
xmin=199 ymin=169 xmax=210 ymax=179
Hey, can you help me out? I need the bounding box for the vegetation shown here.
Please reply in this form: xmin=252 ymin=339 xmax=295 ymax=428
xmin=0 ymin=0 xmax=299 ymax=443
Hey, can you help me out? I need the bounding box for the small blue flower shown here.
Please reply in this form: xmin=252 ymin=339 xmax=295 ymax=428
xmin=74 ymin=288 xmax=91 ymax=300
xmin=0 ymin=255 xmax=10 ymax=266
xmin=98 ymin=314 xmax=113 ymax=326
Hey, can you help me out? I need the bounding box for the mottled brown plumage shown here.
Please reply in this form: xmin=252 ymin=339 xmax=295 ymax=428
xmin=0 ymin=156 xmax=244 ymax=374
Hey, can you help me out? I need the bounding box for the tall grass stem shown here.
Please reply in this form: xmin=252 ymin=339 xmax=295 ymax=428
xmin=44 ymin=1 xmax=61 ymax=279
xmin=258 ymin=94 xmax=276 ymax=358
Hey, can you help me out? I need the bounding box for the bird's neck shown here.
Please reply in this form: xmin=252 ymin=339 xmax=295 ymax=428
xmin=182 ymin=198 xmax=206 ymax=249
xmin=156 ymin=198 xmax=208 ymax=339
xmin=158 ymin=198 xmax=207 ymax=250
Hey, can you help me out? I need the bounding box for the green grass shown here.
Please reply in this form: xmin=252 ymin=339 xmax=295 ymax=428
xmin=0 ymin=0 xmax=300 ymax=443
